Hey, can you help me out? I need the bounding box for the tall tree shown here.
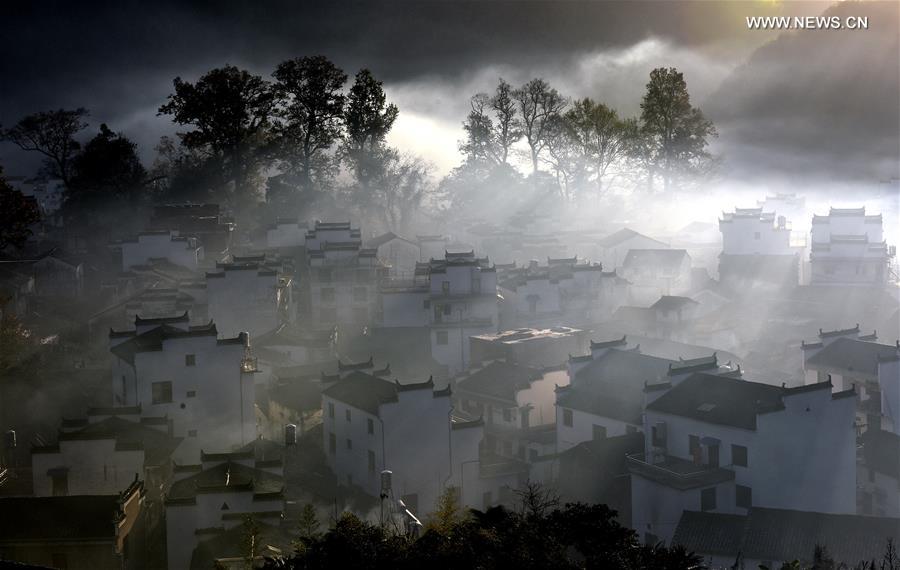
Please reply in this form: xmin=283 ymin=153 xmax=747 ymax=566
xmin=490 ymin=79 xmax=522 ymax=166
xmin=565 ymin=99 xmax=633 ymax=196
xmin=513 ymin=78 xmax=567 ymax=175
xmin=639 ymin=67 xmax=717 ymax=192
xmin=0 ymin=167 xmax=41 ymax=251
xmin=273 ymin=56 xmax=347 ymax=193
xmin=342 ymin=69 xmax=399 ymax=209
xmin=459 ymin=93 xmax=497 ymax=165
xmin=69 ymin=124 xmax=146 ymax=203
xmin=2 ymin=108 xmax=89 ymax=185
xmin=158 ymin=65 xmax=276 ymax=207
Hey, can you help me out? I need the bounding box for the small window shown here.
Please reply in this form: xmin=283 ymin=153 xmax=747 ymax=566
xmin=443 ymin=303 xmax=452 ymax=316
xmin=185 ymin=354 xmax=196 ymax=366
xmin=367 ymin=418 xmax=374 ymax=434
xmin=503 ymin=408 xmax=511 ymax=422
xmin=562 ymin=408 xmax=573 ymax=427
xmin=592 ymin=424 xmax=607 ymax=440
xmin=188 ymin=429 xmax=198 ymax=437
xmin=328 ymin=402 xmax=335 ymax=418
xmin=736 ymin=485 xmax=752 ymax=509
xmin=442 ymin=281 xmax=450 ymax=294
xmin=368 ymin=450 xmax=376 ymax=473
xmin=436 ymin=331 xmax=449 ymax=345
xmin=345 ymin=408 xmax=352 ymax=422
xmin=186 ymin=390 xmax=196 ymax=398
xmin=423 ymin=299 xmax=431 ymax=309
xmin=51 ymin=472 xmax=69 ymax=497
xmin=701 ymin=487 xmax=717 ymax=511
xmin=328 ymin=432 xmax=336 ymax=454
xmin=732 ymin=444 xmax=748 ymax=467
xmin=151 ymin=381 xmax=173 ymax=404
xmin=346 ymin=438 xmax=352 ymax=450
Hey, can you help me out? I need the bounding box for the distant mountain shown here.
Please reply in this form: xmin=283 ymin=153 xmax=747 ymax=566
xmin=705 ymin=1 xmax=899 ymax=183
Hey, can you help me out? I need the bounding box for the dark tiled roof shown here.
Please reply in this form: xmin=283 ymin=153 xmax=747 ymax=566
xmin=321 ymin=371 xmax=399 ymax=414
xmin=166 ymin=461 xmax=284 ymax=503
xmin=651 ymin=296 xmax=698 ymax=312
xmin=806 ymin=338 xmax=898 ymax=375
xmin=110 ymin=321 xmax=219 ymax=365
xmin=456 ymin=361 xmax=543 ymax=402
xmin=559 ymin=432 xmax=644 ymax=476
xmin=744 ymin=508 xmax=900 ymax=564
xmin=622 ymin=249 xmax=688 ymax=271
xmin=672 ymin=510 xmax=747 ymax=556
xmin=647 ymin=373 xmax=785 ymax=430
xmin=597 ymin=228 xmax=665 ymax=248
xmin=0 ymin=493 xmax=134 ymax=542
xmin=861 ymin=429 xmax=900 ymax=479
xmin=55 ymin=416 xmax=181 ymax=466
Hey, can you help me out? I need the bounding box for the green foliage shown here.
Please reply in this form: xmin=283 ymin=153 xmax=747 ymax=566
xmin=0 ymin=167 xmax=41 ymax=251
xmin=158 ymin=65 xmax=276 ymax=207
xmin=267 ymin=496 xmax=705 ymax=570
xmin=639 ymin=67 xmax=717 ymax=192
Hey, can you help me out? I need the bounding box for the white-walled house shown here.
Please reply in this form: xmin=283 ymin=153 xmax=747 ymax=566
xmin=368 ymin=232 xmax=421 ymax=279
xmin=109 ymin=314 xmax=257 ymax=463
xmin=305 ymin=222 xmax=386 ymax=333
xmin=801 ymin=325 xmax=899 ymax=433
xmin=810 ymin=207 xmax=894 ymax=286
xmin=164 ymin=450 xmax=284 ymax=570
xmin=321 ymin=372 xmax=485 ymax=515
xmin=30 ymin=412 xmax=180 ymax=499
xmin=631 ymin=374 xmax=857 ymax=545
xmin=266 ymin=219 xmax=307 ymax=249
xmin=497 ymin=257 xmax=628 ymax=327
xmin=596 ymin=229 xmax=669 ymax=269
xmin=621 ymin=249 xmax=692 ymax=306
xmin=718 ymin=207 xmax=800 ymax=288
xmin=119 ymin=230 xmax=204 ymax=272
xmin=206 ymin=256 xmax=293 ymax=338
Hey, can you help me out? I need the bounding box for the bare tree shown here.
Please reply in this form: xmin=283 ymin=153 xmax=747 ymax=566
xmin=490 ymin=78 xmax=522 ymax=166
xmin=513 ymin=78 xmax=567 ymax=175
xmin=514 ymin=481 xmax=560 ymax=519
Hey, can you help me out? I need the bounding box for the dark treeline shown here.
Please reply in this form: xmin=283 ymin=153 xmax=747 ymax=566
xmin=1 ymin=56 xmax=717 ymax=242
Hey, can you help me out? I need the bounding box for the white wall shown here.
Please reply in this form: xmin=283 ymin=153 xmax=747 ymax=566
xmin=121 ymin=231 xmax=202 ymax=271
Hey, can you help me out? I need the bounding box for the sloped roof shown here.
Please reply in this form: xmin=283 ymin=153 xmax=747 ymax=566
xmin=672 ymin=510 xmax=747 ymax=556
xmin=559 ymin=432 xmax=644 ymax=476
xmin=647 ymin=373 xmax=787 ymax=430
xmin=806 ymin=337 xmax=898 ymax=375
xmin=166 ymin=461 xmax=284 ymax=503
xmin=456 ymin=361 xmax=543 ymax=402
xmin=321 ymin=371 xmax=399 ymax=414
xmin=56 ymin=416 xmax=181 ymax=466
xmin=0 ymin=494 xmax=131 ymax=542
xmin=677 ymin=508 xmax=900 ymax=565
xmin=651 ymin=296 xmax=699 ymax=312
xmin=622 ymin=249 xmax=689 ymax=271
xmin=367 ymin=232 xmax=417 ymax=249
xmin=597 ymin=228 xmax=666 ymax=248
xmin=109 ymin=322 xmax=247 ymax=366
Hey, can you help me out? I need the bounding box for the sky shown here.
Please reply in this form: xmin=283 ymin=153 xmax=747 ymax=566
xmin=1 ymin=0 xmax=897 ymax=184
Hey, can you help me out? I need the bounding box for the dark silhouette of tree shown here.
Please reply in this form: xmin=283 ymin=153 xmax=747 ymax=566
xmin=342 ymin=69 xmax=399 ymax=207
xmin=639 ymin=67 xmax=716 ymax=192
xmin=2 ymin=108 xmax=89 ymax=185
xmin=273 ymin=56 xmax=347 ymax=200
xmin=158 ymin=65 xmax=276 ymax=208
xmin=513 ymin=78 xmax=567 ymax=175
xmin=459 ymin=93 xmax=497 ymax=165
xmin=0 ymin=167 xmax=41 ymax=251
xmin=69 ymin=124 xmax=146 ymax=203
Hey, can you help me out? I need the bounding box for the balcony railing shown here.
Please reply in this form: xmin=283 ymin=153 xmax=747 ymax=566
xmin=627 ymin=452 xmax=735 ymax=490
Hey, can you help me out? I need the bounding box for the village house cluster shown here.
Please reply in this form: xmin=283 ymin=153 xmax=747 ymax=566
xmin=1 ymin=195 xmax=899 ymax=568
